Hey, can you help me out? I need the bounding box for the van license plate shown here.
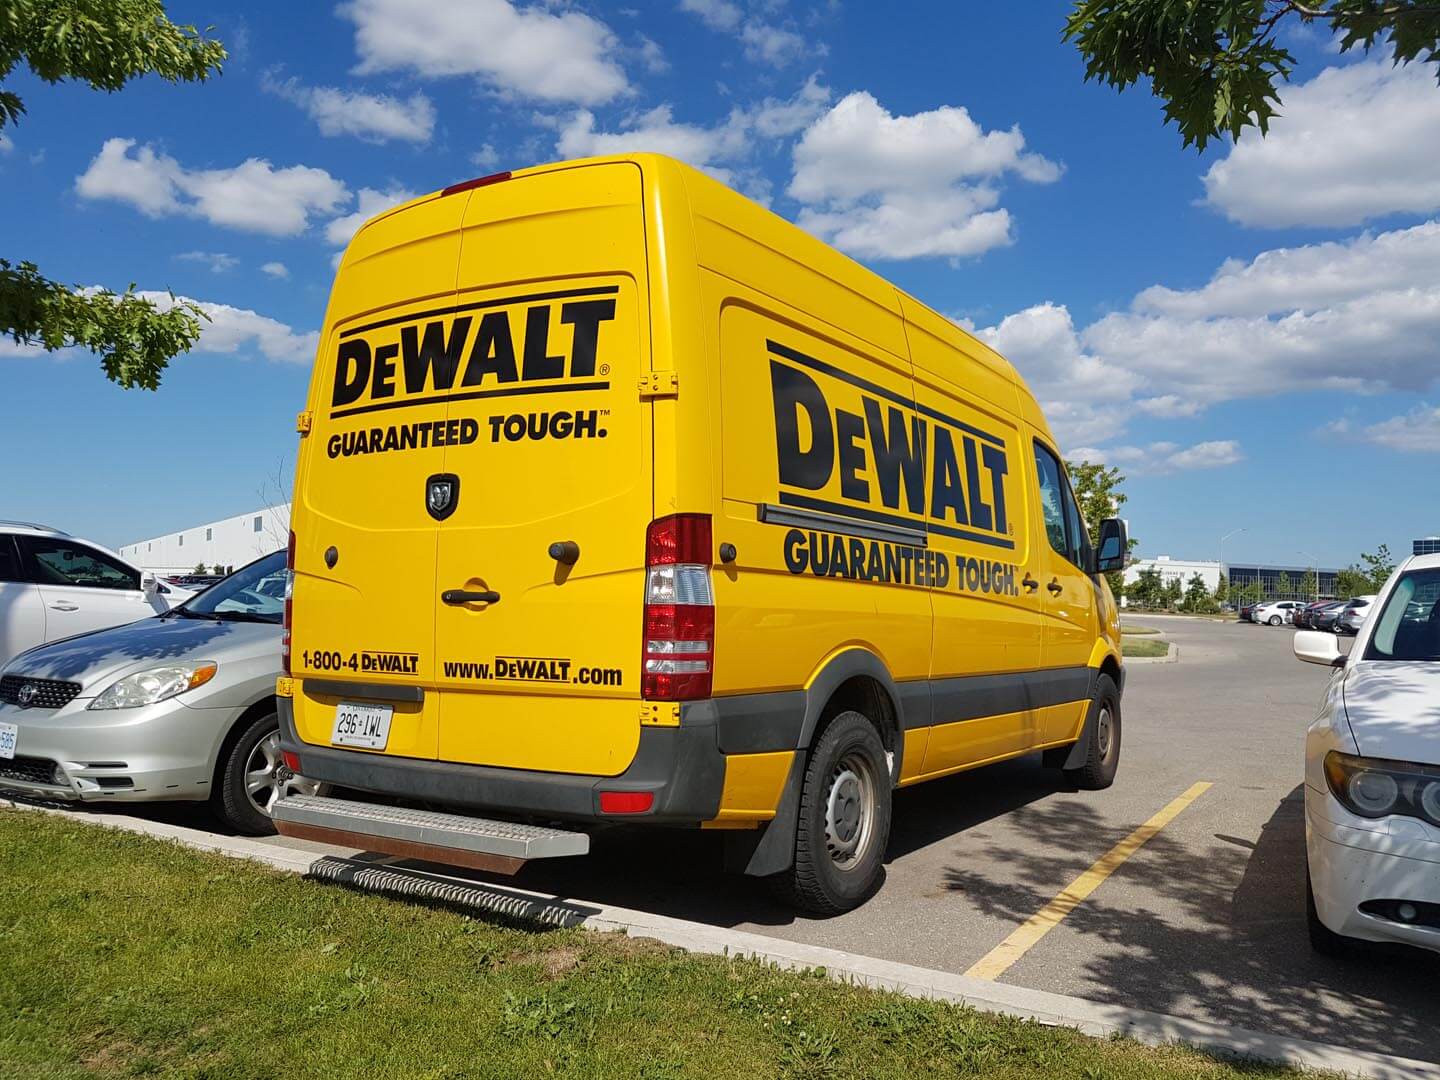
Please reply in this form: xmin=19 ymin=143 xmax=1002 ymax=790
xmin=331 ymin=703 xmax=392 ymax=750
xmin=0 ymin=722 xmax=16 ymax=760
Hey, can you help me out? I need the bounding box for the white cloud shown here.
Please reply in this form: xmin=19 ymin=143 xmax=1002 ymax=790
xmin=0 ymin=133 xmax=12 ymax=153
xmin=789 ymin=92 xmax=1061 ymax=261
xmin=975 ymin=220 xmax=1440 ymax=447
xmin=324 ymin=186 xmax=418 ymax=248
xmin=678 ymin=0 xmax=810 ymax=64
xmin=552 ymin=78 xmax=830 ymax=189
xmin=1067 ymin=440 xmax=1244 ymax=473
xmin=175 ymin=251 xmax=238 ymax=273
xmin=1202 ymin=58 xmax=1440 ymax=228
xmin=341 ymin=0 xmax=628 ymax=106
xmin=76 ymin=138 xmax=350 ymax=236
xmin=637 ymin=35 xmax=669 ymax=74
xmin=1358 ymin=405 xmax=1440 ymax=453
xmin=265 ymin=74 xmax=435 ymax=143
xmin=471 ymin=144 xmax=501 ymax=169
xmin=260 ymin=261 xmax=290 ymax=279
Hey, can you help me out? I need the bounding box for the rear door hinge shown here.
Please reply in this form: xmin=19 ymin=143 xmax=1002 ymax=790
xmin=296 ymin=411 xmax=313 ymax=435
xmin=638 ymin=371 xmax=679 ymax=400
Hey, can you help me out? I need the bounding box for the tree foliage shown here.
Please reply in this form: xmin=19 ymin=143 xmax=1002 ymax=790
xmin=1065 ymin=458 xmax=1134 ymax=597
xmin=1181 ymin=572 xmax=1219 ymax=612
xmin=1299 ymin=568 xmax=1317 ymax=600
xmin=1065 ymin=1 xmax=1440 ymax=150
xmin=1360 ymin=544 xmax=1396 ymax=590
xmin=1 ymin=1 xmax=225 ymax=389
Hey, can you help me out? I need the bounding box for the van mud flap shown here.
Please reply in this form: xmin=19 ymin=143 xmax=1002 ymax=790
xmin=272 ymin=794 xmax=589 ymax=875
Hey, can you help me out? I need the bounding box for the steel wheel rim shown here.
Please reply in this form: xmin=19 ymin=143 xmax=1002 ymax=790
xmin=244 ymin=730 xmax=323 ymax=818
xmin=1096 ymin=706 xmax=1114 ymax=758
xmin=824 ymin=750 xmax=877 ymax=872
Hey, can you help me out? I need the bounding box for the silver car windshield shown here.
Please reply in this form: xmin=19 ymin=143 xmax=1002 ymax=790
xmin=1365 ymin=569 xmax=1440 ymax=662
xmin=182 ymin=551 xmax=286 ymax=624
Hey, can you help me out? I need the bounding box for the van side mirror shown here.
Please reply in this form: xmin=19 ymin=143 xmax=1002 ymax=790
xmin=1093 ymin=518 xmax=1128 ymax=574
xmin=1294 ymin=629 xmax=1345 ymax=668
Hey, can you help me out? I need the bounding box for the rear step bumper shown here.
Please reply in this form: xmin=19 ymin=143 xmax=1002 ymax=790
xmin=272 ymin=793 xmax=588 ymax=874
xmin=277 ymin=696 xmax=732 ymax=825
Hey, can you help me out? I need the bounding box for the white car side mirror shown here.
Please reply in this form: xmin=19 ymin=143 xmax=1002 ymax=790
xmin=141 ymin=574 xmax=160 ymax=598
xmin=1294 ymin=629 xmax=1345 ymax=668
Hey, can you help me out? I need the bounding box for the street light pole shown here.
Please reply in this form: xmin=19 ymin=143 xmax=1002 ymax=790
xmin=1219 ymin=527 xmax=1245 ymax=598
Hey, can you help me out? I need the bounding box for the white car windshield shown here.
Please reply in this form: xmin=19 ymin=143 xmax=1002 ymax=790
xmin=179 ymin=551 xmax=286 ymax=624
xmin=1365 ymin=569 xmax=1440 ymax=662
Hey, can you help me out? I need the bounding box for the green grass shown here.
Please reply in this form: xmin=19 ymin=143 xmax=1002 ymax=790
xmin=0 ymin=809 xmax=1307 ymax=1079
xmin=1120 ymin=625 xmax=1161 ymax=635
xmin=1123 ymin=638 xmax=1172 ymax=658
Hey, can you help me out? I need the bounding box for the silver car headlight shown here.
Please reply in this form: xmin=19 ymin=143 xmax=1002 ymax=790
xmin=88 ymin=662 xmax=218 ymax=710
xmin=1324 ymin=751 xmax=1440 ymax=825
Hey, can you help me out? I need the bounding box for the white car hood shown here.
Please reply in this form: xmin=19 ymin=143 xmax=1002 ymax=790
xmin=1343 ymin=661 xmax=1440 ymax=764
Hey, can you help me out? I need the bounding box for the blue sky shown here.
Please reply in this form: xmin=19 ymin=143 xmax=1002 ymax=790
xmin=3 ymin=0 xmax=1437 ymax=568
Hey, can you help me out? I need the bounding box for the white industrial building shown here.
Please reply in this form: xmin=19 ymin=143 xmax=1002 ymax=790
xmin=119 ymin=504 xmax=291 ymax=573
xmin=1123 ymin=555 xmax=1223 ymax=594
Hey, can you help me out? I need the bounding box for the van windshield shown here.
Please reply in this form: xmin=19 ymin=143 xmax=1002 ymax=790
xmin=1365 ymin=569 xmax=1440 ymax=662
xmin=180 ymin=550 xmax=287 ymax=624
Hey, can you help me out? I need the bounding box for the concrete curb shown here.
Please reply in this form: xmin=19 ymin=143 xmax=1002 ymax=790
xmin=4 ymin=799 xmax=1434 ymax=1079
xmin=1124 ymin=641 xmax=1180 ymax=664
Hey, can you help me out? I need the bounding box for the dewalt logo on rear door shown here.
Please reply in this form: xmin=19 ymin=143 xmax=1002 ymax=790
xmin=324 ymin=287 xmax=620 ymax=459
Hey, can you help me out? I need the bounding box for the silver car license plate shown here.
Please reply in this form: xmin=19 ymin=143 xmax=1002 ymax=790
xmin=0 ymin=721 xmax=16 ymax=760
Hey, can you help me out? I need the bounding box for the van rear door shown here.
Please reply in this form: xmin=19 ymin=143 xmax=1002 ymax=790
xmin=290 ymin=193 xmax=467 ymax=760
xmin=432 ymin=163 xmax=653 ymax=777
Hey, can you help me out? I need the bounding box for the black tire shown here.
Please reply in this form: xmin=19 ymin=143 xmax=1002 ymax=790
xmin=770 ymin=711 xmax=891 ymax=915
xmin=1306 ymin=867 xmax=1359 ymax=958
xmin=1063 ymin=674 xmax=1121 ymax=790
xmin=213 ymin=710 xmax=329 ymax=835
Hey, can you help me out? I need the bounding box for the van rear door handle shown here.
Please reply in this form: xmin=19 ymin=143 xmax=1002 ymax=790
xmin=442 ymin=589 xmax=500 ymax=605
xmin=1021 ymin=575 xmax=1038 ymax=592
xmin=1047 ymin=579 xmax=1064 ymax=595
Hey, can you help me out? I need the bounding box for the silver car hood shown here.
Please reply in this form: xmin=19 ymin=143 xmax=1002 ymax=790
xmin=1343 ymin=661 xmax=1440 ymax=764
xmin=2 ymin=614 xmax=281 ymax=694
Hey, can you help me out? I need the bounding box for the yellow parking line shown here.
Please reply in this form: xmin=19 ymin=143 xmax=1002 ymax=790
xmin=964 ymin=781 xmax=1214 ymax=982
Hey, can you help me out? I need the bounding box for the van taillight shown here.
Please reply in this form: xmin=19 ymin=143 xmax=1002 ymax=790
xmin=442 ymin=171 xmax=512 ymax=197
xmin=642 ymin=514 xmax=714 ymax=701
xmin=282 ymin=530 xmax=295 ymax=676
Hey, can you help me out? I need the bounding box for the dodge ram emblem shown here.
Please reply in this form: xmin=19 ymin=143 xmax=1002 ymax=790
xmin=426 ymin=473 xmax=460 ymax=521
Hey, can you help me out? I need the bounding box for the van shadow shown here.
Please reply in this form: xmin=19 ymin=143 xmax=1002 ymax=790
xmin=441 ymin=754 xmax=1070 ymax=930
xmin=941 ymin=784 xmax=1440 ymax=1062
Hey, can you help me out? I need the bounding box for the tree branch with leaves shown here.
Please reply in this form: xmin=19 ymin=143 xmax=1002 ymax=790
xmin=1 ymin=1 xmax=225 ymax=389
xmin=1065 ymin=0 xmax=1440 ymax=150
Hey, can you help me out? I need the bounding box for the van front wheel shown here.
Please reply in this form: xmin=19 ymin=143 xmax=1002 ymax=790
xmin=1062 ymin=675 xmax=1121 ymax=790
xmin=771 ymin=712 xmax=891 ymax=915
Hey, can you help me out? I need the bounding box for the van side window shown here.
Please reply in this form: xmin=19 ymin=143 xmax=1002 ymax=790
xmin=1032 ymin=443 xmax=1070 ymax=560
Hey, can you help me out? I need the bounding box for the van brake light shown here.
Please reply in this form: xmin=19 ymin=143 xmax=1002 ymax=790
xmin=442 ymin=171 xmax=512 ymax=197
xmin=642 ymin=514 xmax=713 ymax=700
xmin=282 ymin=530 xmax=295 ymax=676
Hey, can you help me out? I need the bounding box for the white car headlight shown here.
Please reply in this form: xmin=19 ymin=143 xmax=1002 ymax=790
xmin=88 ymin=662 xmax=218 ymax=710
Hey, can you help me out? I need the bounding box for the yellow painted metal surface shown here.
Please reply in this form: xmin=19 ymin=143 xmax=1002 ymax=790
xmin=710 ymin=750 xmax=795 ymax=821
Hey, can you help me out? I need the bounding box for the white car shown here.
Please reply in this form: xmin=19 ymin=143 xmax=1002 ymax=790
xmin=0 ymin=521 xmax=191 ymax=668
xmin=1254 ymin=600 xmax=1307 ymax=626
xmin=1294 ymin=553 xmax=1440 ymax=955
xmin=1336 ymin=595 xmax=1377 ymax=636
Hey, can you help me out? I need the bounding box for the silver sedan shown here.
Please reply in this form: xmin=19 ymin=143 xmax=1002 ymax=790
xmin=0 ymin=550 xmax=322 ymax=833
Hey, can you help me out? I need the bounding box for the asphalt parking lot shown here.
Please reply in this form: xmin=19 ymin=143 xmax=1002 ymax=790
xmin=30 ymin=616 xmax=1440 ymax=1063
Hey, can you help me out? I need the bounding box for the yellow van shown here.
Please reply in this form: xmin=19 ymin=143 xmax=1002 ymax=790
xmin=273 ymin=154 xmax=1129 ymax=913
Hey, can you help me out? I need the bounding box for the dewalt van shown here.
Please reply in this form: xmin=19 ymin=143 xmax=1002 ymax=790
xmin=273 ymin=154 xmax=1130 ymax=913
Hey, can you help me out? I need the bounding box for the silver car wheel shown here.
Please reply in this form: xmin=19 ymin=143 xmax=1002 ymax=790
xmin=244 ymin=730 xmax=325 ymax=818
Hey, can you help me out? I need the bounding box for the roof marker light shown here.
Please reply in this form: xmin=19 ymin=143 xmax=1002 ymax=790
xmin=442 ymin=171 xmax=512 ymax=197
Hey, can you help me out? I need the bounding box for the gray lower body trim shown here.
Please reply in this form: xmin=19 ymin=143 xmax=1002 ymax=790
xmin=919 ymin=666 xmax=1093 ymax=730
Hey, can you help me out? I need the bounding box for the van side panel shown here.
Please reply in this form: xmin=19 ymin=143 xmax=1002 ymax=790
xmin=900 ymin=299 xmax=1044 ymax=774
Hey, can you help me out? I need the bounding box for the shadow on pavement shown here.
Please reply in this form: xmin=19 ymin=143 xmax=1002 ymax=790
xmin=943 ymin=784 xmax=1440 ymax=1062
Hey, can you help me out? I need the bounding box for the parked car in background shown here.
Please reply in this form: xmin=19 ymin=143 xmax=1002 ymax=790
xmin=1293 ymin=601 xmax=1328 ymax=629
xmin=163 ymin=573 xmax=225 ymax=589
xmin=0 ymin=550 xmax=321 ymax=834
xmin=1337 ymin=596 xmax=1377 ymax=636
xmin=1294 ymin=554 xmax=1440 ymax=955
xmin=1254 ymin=600 xmax=1308 ymax=626
xmin=0 ymin=521 xmax=193 ymax=669
xmin=1312 ymin=601 xmax=1350 ymax=632
xmin=1238 ymin=601 xmax=1261 ymax=623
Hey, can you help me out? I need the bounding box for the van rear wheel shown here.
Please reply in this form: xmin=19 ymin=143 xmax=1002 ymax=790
xmin=771 ymin=711 xmax=891 ymax=915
